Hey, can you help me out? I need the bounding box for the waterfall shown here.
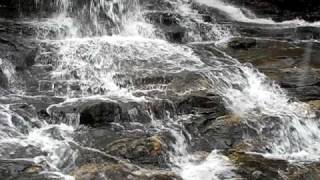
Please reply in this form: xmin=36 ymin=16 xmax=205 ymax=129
xmin=1 ymin=0 xmax=320 ymax=179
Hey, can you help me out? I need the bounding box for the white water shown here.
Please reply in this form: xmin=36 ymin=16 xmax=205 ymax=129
xmin=1 ymin=0 xmax=239 ymax=179
xmin=204 ymin=50 xmax=320 ymax=161
xmin=0 ymin=104 xmax=76 ymax=179
xmin=180 ymin=151 xmax=238 ymax=180
xmin=2 ymin=0 xmax=320 ymax=179
xmin=195 ymin=0 xmax=320 ymax=27
xmin=34 ymin=0 xmax=239 ymax=177
xmin=177 ymin=1 xmax=234 ymax=42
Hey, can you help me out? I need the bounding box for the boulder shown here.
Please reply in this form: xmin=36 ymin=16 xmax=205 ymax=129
xmin=184 ymin=113 xmax=249 ymax=152
xmin=105 ymin=136 xmax=167 ymax=167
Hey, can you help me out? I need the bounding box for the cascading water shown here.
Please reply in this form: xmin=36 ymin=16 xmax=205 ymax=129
xmin=2 ymin=0 xmax=320 ymax=179
xmin=195 ymin=0 xmax=320 ymax=27
xmin=0 ymin=0 xmax=239 ymax=179
xmin=204 ymin=60 xmax=320 ymax=160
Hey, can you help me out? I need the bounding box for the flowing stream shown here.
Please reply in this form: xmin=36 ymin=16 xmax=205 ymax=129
xmin=1 ymin=0 xmax=320 ymax=179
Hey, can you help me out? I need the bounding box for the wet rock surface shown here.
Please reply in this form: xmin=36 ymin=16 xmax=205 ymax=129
xmin=218 ymin=37 xmax=320 ymax=101
xmin=0 ymin=0 xmax=320 ymax=180
xmin=226 ymin=0 xmax=320 ymax=22
xmin=105 ymin=136 xmax=167 ymax=167
xmin=230 ymin=151 xmax=320 ymax=180
xmin=72 ymin=161 xmax=182 ymax=180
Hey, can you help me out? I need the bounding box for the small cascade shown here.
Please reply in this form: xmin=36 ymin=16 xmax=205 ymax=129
xmin=0 ymin=0 xmax=240 ymax=178
xmin=203 ymin=50 xmax=320 ymax=160
xmin=195 ymin=0 xmax=320 ymax=27
xmin=25 ymin=0 xmax=153 ymax=37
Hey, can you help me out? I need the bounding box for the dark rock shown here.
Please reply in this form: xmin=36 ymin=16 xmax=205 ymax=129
xmin=74 ymin=126 xmax=126 ymax=151
xmin=177 ymin=95 xmax=227 ymax=115
xmin=0 ymin=0 xmax=57 ymax=18
xmin=49 ymin=98 xmax=177 ymax=127
xmin=228 ymin=38 xmax=257 ymax=50
xmin=0 ymin=33 xmax=40 ymax=92
xmin=0 ymin=35 xmax=38 ymax=70
xmin=105 ymin=136 xmax=167 ymax=167
xmin=220 ymin=38 xmax=305 ymax=69
xmin=140 ymin=0 xmax=176 ymax=11
xmin=80 ymin=101 xmax=122 ymax=125
xmin=9 ymin=103 xmax=39 ymax=127
xmin=295 ymin=26 xmax=320 ymax=40
xmin=0 ymin=159 xmax=46 ymax=180
xmin=71 ymin=162 xmax=181 ymax=180
xmin=218 ymin=38 xmax=320 ymax=102
xmin=233 ymin=23 xmax=320 ymax=40
xmin=149 ymin=100 xmax=175 ymax=120
xmin=48 ymin=99 xmax=147 ymax=126
xmin=191 ymin=1 xmax=236 ymax=23
xmin=72 ymin=143 xmax=124 ymax=168
xmin=0 ymin=142 xmax=45 ymax=160
xmin=22 ymin=96 xmax=65 ymax=113
xmin=0 ymin=69 xmax=8 ymax=88
xmin=78 ymin=101 xmax=154 ymax=126
xmin=198 ymin=115 xmax=245 ymax=149
xmin=287 ymin=86 xmax=320 ymax=101
xmin=145 ymin=12 xmax=182 ymax=26
xmin=278 ymin=70 xmax=320 ymax=88
xmin=144 ymin=11 xmax=187 ymax=43
xmin=229 ymin=151 xmax=320 ymax=180
xmin=184 ymin=112 xmax=244 ymax=151
xmin=0 ymin=19 xmax=70 ymax=39
xmin=226 ymin=0 xmax=320 ymax=22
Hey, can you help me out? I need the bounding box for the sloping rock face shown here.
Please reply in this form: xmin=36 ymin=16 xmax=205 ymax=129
xmin=219 ymin=38 xmax=320 ymax=102
xmin=226 ymin=0 xmax=320 ymax=22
